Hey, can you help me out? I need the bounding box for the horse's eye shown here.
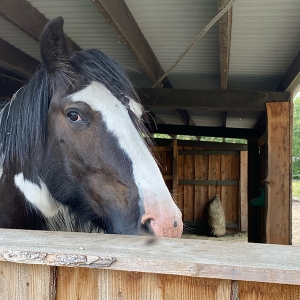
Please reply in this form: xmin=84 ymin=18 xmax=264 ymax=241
xmin=67 ymin=111 xmax=82 ymax=122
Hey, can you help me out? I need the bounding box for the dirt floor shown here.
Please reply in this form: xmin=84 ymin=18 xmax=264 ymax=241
xmin=183 ymin=200 xmax=300 ymax=245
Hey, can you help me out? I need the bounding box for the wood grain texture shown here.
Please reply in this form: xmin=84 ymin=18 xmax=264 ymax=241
xmin=239 ymin=151 xmax=248 ymax=232
xmin=183 ymin=147 xmax=195 ymax=221
xmin=0 ymin=261 xmax=54 ymax=300
xmin=56 ymin=268 xmax=232 ymax=300
xmin=194 ymin=155 xmax=209 ymax=221
xmin=140 ymin=89 xmax=290 ymax=111
xmin=176 ymin=149 xmax=185 ymax=214
xmin=208 ymin=155 xmax=222 ymax=200
xmin=238 ymin=281 xmax=300 ymax=300
xmin=0 ymin=229 xmax=300 ymax=285
xmin=266 ymin=102 xmax=291 ymax=245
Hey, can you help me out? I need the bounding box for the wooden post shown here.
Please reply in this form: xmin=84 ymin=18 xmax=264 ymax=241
xmin=266 ymin=102 xmax=291 ymax=245
xmin=239 ymin=151 xmax=248 ymax=232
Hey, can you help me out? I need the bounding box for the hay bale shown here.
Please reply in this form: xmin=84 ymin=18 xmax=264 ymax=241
xmin=207 ymin=194 xmax=226 ymax=237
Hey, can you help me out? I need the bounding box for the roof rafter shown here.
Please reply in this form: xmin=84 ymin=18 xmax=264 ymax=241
xmin=139 ymin=89 xmax=290 ymax=111
xmin=277 ymin=50 xmax=300 ymax=92
xmin=218 ymin=0 xmax=232 ymax=91
xmin=0 ymin=38 xmax=39 ymax=78
xmin=92 ymin=0 xmax=167 ymax=86
xmin=0 ymin=0 xmax=80 ymax=52
xmin=92 ymin=0 xmax=196 ymax=128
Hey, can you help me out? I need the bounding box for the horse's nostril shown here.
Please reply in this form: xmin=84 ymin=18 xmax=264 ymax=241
xmin=140 ymin=218 xmax=154 ymax=235
xmin=174 ymin=220 xmax=178 ymax=228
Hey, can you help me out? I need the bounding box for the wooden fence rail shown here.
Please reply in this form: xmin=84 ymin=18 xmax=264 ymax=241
xmin=0 ymin=229 xmax=299 ymax=299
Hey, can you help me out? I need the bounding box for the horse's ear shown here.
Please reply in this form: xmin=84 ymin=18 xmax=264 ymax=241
xmin=40 ymin=17 xmax=69 ymax=72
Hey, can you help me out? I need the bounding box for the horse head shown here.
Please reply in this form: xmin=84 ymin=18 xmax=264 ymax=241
xmin=6 ymin=17 xmax=182 ymax=237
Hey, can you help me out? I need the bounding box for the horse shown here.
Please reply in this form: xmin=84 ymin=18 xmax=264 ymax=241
xmin=0 ymin=17 xmax=182 ymax=238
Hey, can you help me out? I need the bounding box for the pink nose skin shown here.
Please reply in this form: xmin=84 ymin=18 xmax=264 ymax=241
xmin=141 ymin=212 xmax=183 ymax=238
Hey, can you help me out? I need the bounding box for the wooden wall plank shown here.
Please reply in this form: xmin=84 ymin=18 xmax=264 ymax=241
xmin=221 ymin=155 xmax=232 ymax=223
xmin=208 ymin=155 xmax=222 ymax=200
xmin=183 ymin=147 xmax=195 ymax=220
xmin=0 ymin=261 xmax=54 ymax=300
xmin=266 ymin=102 xmax=291 ymax=245
xmin=56 ymin=268 xmax=232 ymax=300
xmin=194 ymin=155 xmax=209 ymax=221
xmin=56 ymin=267 xmax=99 ymax=300
xmin=239 ymin=151 xmax=248 ymax=232
xmin=176 ymin=147 xmax=184 ymax=213
xmin=238 ymin=281 xmax=300 ymax=300
xmin=172 ymin=140 xmax=179 ymax=205
xmin=1 ymin=229 xmax=300 ymax=285
xmin=231 ymin=154 xmax=240 ymax=225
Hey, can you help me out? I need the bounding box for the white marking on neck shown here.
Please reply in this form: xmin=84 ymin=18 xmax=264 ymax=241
xmin=13 ymin=172 xmax=103 ymax=233
xmin=70 ymin=82 xmax=174 ymax=208
xmin=14 ymin=173 xmax=59 ymax=217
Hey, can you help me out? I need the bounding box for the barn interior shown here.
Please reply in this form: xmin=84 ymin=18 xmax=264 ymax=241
xmin=0 ymin=0 xmax=299 ymax=245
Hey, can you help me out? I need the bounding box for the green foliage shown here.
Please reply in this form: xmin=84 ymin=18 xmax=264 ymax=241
xmin=293 ymin=95 xmax=300 ymax=177
xmin=293 ymin=180 xmax=300 ymax=198
xmin=153 ymin=133 xmax=246 ymax=144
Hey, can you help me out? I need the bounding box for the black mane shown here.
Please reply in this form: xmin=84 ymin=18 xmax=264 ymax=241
xmin=0 ymin=49 xmax=141 ymax=175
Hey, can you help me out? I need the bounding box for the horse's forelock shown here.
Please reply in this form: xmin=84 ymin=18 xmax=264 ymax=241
xmin=69 ymin=49 xmax=154 ymax=148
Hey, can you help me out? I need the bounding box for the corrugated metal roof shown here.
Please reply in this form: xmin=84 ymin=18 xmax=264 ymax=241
xmin=10 ymin=0 xmax=153 ymax=87
xmin=229 ymin=0 xmax=300 ymax=90
xmin=125 ymin=0 xmax=220 ymax=89
xmin=0 ymin=0 xmax=299 ymax=130
xmin=0 ymin=17 xmax=40 ymax=60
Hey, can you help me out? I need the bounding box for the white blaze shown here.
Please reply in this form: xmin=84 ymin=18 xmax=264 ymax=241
xmin=70 ymin=82 xmax=178 ymax=214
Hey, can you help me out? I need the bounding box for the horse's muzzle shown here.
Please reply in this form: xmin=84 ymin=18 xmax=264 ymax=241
xmin=141 ymin=211 xmax=183 ymax=238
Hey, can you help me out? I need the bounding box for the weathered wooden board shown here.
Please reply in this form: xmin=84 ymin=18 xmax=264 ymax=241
xmin=56 ymin=268 xmax=232 ymax=300
xmin=238 ymin=281 xmax=300 ymax=300
xmin=208 ymin=155 xmax=222 ymax=200
xmin=183 ymin=147 xmax=195 ymax=220
xmin=266 ymin=102 xmax=291 ymax=245
xmin=0 ymin=261 xmax=55 ymax=300
xmin=239 ymin=151 xmax=248 ymax=232
xmin=176 ymin=149 xmax=185 ymax=213
xmin=194 ymin=155 xmax=209 ymax=221
xmin=0 ymin=229 xmax=300 ymax=285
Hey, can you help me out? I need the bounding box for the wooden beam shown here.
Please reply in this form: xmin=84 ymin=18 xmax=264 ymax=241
xmin=178 ymin=180 xmax=238 ymax=186
xmin=92 ymin=0 xmax=197 ymax=132
xmin=218 ymin=0 xmax=232 ymax=90
xmin=1 ymin=229 xmax=300 ymax=285
xmin=0 ymin=38 xmax=39 ymax=78
xmin=174 ymin=108 xmax=190 ymax=125
xmin=139 ymin=89 xmax=290 ymax=111
xmin=266 ymin=102 xmax=291 ymax=245
xmin=148 ymin=124 xmax=260 ymax=139
xmin=277 ymin=50 xmax=300 ymax=92
xmin=239 ymin=151 xmax=248 ymax=232
xmin=92 ymin=0 xmax=167 ymax=86
xmin=0 ymin=0 xmax=80 ymax=52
